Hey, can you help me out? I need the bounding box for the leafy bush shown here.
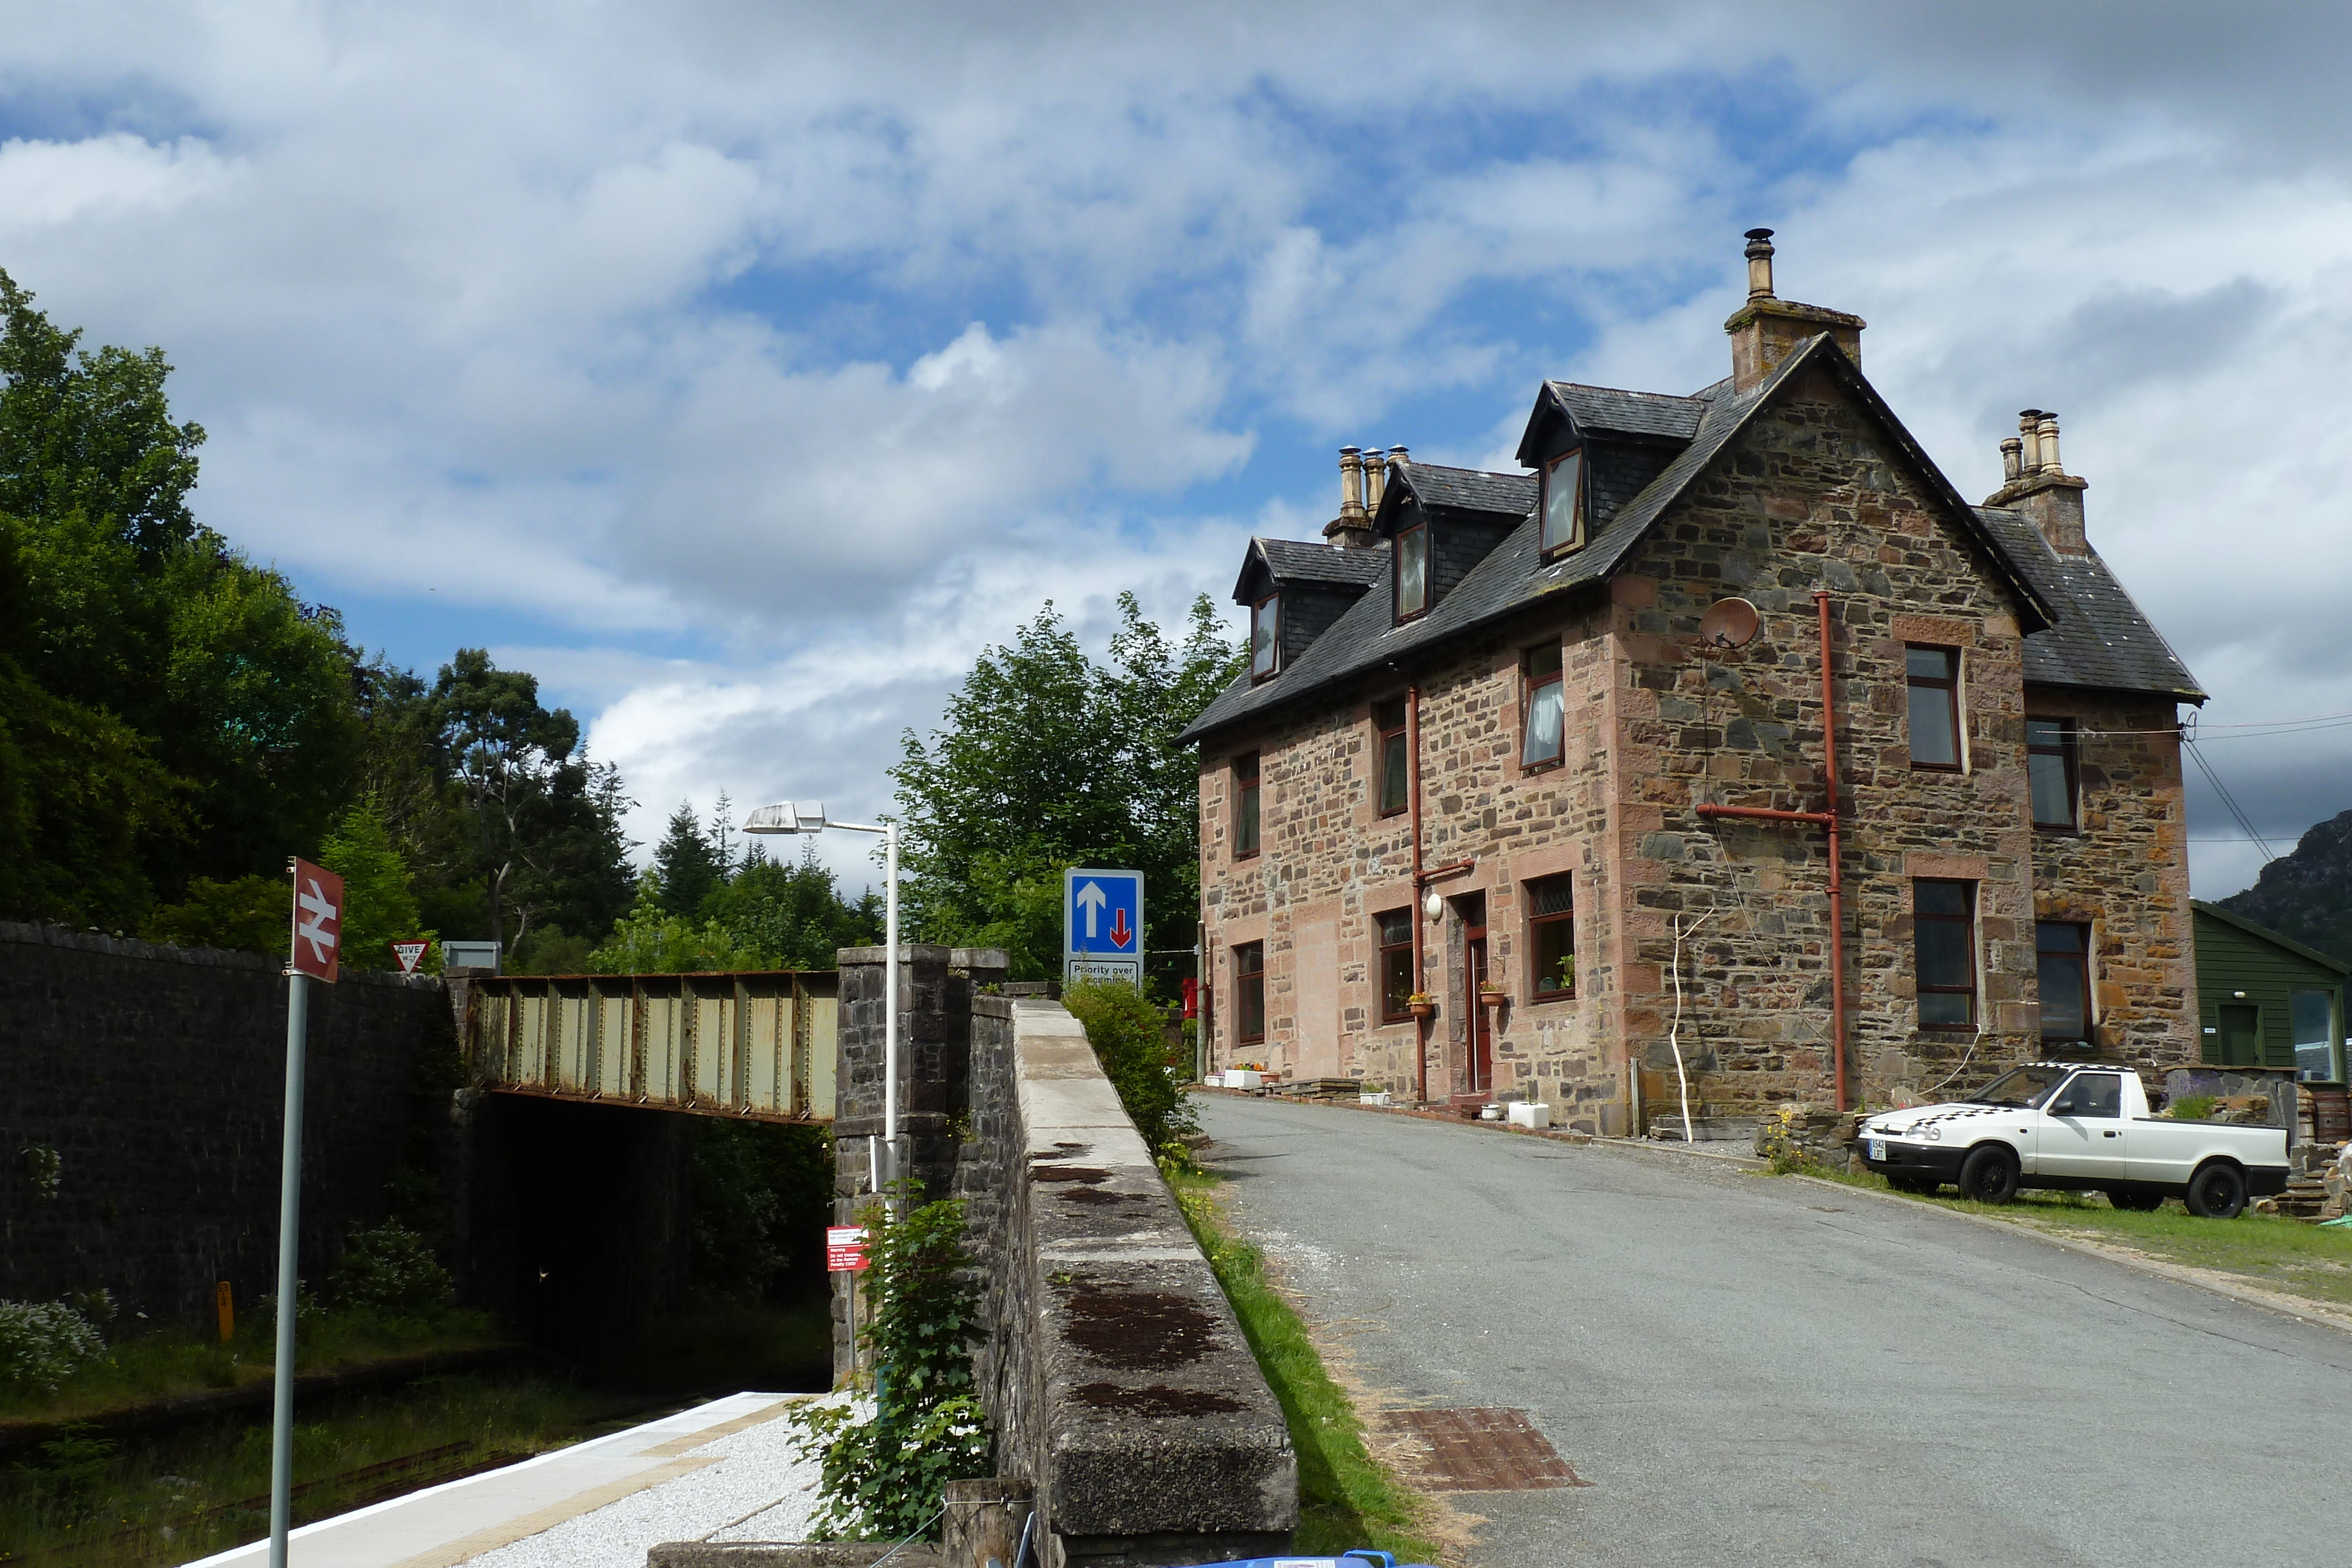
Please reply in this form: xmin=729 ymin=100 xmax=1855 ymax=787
xmin=328 ymin=1222 xmax=455 ymax=1323
xmin=1064 ymin=978 xmax=1199 ymax=1162
xmin=2169 ymin=1094 xmax=2217 ymax=1121
xmin=0 ymin=1302 xmax=107 ymax=1395
xmin=791 ymin=1186 xmax=989 ymax=1541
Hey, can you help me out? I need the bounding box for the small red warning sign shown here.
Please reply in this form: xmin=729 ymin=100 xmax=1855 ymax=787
xmin=392 ymin=939 xmax=432 ymax=975
xmin=826 ymin=1226 xmax=869 ymax=1272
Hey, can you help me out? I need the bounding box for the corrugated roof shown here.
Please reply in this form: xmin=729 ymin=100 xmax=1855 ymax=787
xmin=1976 ymin=507 xmax=2205 ymax=700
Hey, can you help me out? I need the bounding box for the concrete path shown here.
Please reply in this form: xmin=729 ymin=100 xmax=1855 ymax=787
xmin=183 ymin=1392 xmax=828 ymax=1568
xmin=1195 ymin=1094 xmax=2352 ymax=1568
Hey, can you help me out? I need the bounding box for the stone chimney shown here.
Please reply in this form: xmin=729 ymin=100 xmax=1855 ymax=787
xmin=1724 ymin=229 xmax=1866 ymax=393
xmin=1325 ymin=446 xmax=1375 ymax=549
xmin=1362 ymin=448 xmax=1388 ymax=516
xmin=1984 ymin=408 xmax=2090 ymax=556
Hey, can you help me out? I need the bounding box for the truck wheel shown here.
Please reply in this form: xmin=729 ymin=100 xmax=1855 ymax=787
xmin=2104 ymin=1190 xmax=2163 ymax=1212
xmin=2185 ymin=1162 xmax=2247 ymax=1220
xmin=1959 ymin=1145 xmax=2019 ymax=1203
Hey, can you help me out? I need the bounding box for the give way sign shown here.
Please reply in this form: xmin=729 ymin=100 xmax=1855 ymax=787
xmin=289 ymin=857 xmax=344 ymax=983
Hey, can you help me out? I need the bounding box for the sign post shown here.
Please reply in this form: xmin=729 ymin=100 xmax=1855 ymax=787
xmin=270 ymin=857 xmax=342 ymax=1568
xmin=1063 ymin=867 xmax=1144 ymax=988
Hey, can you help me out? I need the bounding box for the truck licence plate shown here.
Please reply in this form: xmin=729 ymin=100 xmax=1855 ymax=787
xmin=1867 ymin=1138 xmax=1886 ymax=1162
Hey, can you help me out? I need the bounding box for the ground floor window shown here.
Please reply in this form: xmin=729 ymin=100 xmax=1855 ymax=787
xmin=2292 ymin=989 xmax=2338 ymax=1081
xmin=1528 ymin=875 xmax=1575 ymax=998
xmin=1378 ymin=909 xmax=1414 ymax=1022
xmin=2037 ymin=921 xmax=2091 ymax=1043
xmin=1914 ymin=879 xmax=1977 ymax=1029
xmin=1233 ymin=942 xmax=1265 ymax=1045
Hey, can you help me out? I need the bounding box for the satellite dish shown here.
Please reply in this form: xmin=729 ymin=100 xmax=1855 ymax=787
xmin=1698 ymin=597 xmax=1760 ymax=649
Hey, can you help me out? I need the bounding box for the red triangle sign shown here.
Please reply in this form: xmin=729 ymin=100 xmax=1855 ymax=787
xmin=392 ymin=939 xmax=432 ymax=975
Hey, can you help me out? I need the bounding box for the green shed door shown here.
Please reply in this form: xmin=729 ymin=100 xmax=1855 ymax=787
xmin=2218 ymin=1003 xmax=2261 ymax=1067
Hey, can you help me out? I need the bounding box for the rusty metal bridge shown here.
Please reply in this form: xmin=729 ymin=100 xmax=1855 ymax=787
xmin=461 ymin=971 xmax=836 ymax=1122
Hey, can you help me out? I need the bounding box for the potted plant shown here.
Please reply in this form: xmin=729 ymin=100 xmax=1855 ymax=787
xmin=1552 ymin=954 xmax=1575 ymax=997
xmin=1479 ymin=978 xmax=1509 ymax=1006
xmin=1406 ymin=992 xmax=1436 ymax=1020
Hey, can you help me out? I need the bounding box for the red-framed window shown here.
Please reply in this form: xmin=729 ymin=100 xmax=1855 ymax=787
xmin=1521 ymin=643 xmax=1564 ymax=770
xmin=1233 ymin=753 xmax=1260 ymax=858
xmin=1395 ymin=524 xmax=1429 ymax=620
xmin=1233 ymin=942 xmax=1265 ymax=1045
xmin=1906 ymin=646 xmax=1962 ymax=770
xmin=1541 ymin=448 xmax=1585 ymax=554
xmin=1528 ymin=875 xmax=1575 ymax=998
xmin=1915 ymin=878 xmax=1977 ymax=1029
xmin=1250 ymin=593 xmax=1279 ymax=681
xmin=2037 ymin=921 xmax=2092 ymax=1042
xmin=1378 ymin=908 xmax=1414 ymax=1022
xmin=1375 ymin=698 xmax=1408 ymax=816
xmin=2027 ymin=717 xmax=2077 ymax=830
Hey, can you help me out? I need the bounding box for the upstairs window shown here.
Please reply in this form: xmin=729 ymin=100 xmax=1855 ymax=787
xmin=1521 ymin=643 xmax=1565 ymax=769
xmin=1233 ymin=942 xmax=1265 ymax=1045
xmin=1914 ymin=878 xmax=1977 ymax=1029
xmin=1233 ymin=753 xmax=1261 ymax=858
xmin=1541 ymin=448 xmax=1585 ymax=554
xmin=1528 ymin=875 xmax=1575 ymax=998
xmin=1250 ymin=593 xmax=1279 ymax=681
xmin=2027 ymin=717 xmax=2077 ymax=830
xmin=1395 ymin=524 xmax=1429 ymax=620
xmin=2037 ymin=921 xmax=2091 ymax=1042
xmin=1378 ymin=908 xmax=1415 ymax=1022
xmin=1906 ymin=646 xmax=1962 ymax=771
xmin=1374 ymin=698 xmax=1409 ymax=816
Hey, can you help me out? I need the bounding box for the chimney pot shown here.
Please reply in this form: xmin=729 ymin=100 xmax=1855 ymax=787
xmin=1363 ymin=449 xmax=1388 ymax=515
xmin=2000 ymin=436 xmax=2023 ymax=483
xmin=2017 ymin=410 xmax=2043 ymax=473
xmin=1388 ymin=444 xmax=1409 ymax=466
xmin=2036 ymin=413 xmax=2063 ymax=476
xmin=1743 ymin=228 xmax=1776 ymax=300
xmin=1339 ymin=446 xmax=1366 ymax=521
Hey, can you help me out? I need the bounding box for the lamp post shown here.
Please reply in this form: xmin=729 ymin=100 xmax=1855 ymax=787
xmin=744 ymin=801 xmax=898 ymax=1189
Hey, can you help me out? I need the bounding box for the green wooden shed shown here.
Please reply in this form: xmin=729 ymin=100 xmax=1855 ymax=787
xmin=2191 ymin=900 xmax=2350 ymax=1081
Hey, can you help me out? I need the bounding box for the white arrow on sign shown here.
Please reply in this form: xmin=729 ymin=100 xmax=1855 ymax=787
xmin=1074 ymin=880 xmax=1107 ymax=938
xmin=296 ymin=877 xmax=340 ymax=963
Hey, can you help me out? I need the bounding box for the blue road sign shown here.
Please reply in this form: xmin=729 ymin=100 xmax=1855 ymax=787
xmin=1064 ymin=867 xmax=1145 ymax=957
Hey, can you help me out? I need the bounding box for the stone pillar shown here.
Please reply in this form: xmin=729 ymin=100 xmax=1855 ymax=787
xmin=830 ymin=944 xmax=1009 ymax=1386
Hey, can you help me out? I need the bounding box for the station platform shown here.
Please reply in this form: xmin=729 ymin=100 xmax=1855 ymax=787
xmin=184 ymin=1392 xmax=825 ymax=1568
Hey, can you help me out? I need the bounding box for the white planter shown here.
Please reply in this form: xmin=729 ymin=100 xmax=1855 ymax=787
xmin=1224 ymin=1069 xmax=1262 ymax=1091
xmin=1508 ymin=1101 xmax=1552 ymax=1130
xmin=1479 ymin=1104 xmax=1504 ymax=1121
xmin=1359 ymin=1091 xmax=1392 ymax=1106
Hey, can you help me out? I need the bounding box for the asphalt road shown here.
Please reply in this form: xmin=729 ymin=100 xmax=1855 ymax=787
xmin=1194 ymin=1093 xmax=2352 ymax=1568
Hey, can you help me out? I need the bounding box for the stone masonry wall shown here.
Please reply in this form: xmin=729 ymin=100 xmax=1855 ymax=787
xmin=0 ymin=922 xmax=450 ymax=1329
xmin=2026 ymin=690 xmax=2197 ymax=1071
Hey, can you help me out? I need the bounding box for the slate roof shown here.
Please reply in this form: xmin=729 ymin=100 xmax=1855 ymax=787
xmin=1181 ymin=334 xmax=2193 ymax=744
xmin=1235 ymin=536 xmax=1389 ymax=600
xmin=1976 ymin=507 xmax=2205 ymax=701
xmin=1391 ymin=462 xmax=1538 ymax=517
xmin=1546 ymin=382 xmax=1707 ymax=442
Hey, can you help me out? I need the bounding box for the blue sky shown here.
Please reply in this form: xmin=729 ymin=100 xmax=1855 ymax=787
xmin=4 ymin=1 xmax=2350 ymax=897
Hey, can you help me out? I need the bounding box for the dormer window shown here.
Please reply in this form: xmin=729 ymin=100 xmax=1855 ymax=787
xmin=1541 ymin=448 xmax=1585 ymax=554
xmin=1250 ymin=593 xmax=1279 ymax=681
xmin=1395 ymin=524 xmax=1429 ymax=620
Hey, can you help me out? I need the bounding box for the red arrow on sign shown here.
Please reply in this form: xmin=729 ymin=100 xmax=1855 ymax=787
xmin=1108 ymin=907 xmax=1133 ymax=950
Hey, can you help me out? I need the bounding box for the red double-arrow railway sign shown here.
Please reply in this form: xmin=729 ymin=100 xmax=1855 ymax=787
xmin=289 ymin=858 xmax=344 ymax=983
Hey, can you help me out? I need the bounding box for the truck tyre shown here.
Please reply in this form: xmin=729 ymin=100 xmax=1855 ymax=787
xmin=1959 ymin=1145 xmax=2019 ymax=1204
xmin=2104 ymin=1189 xmax=2163 ymax=1212
xmin=2186 ymin=1162 xmax=2248 ymax=1219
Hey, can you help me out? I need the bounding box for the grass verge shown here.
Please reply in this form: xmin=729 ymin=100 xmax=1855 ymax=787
xmin=1162 ymin=1162 xmax=1445 ymax=1564
xmin=1781 ymin=1162 xmax=2352 ymax=1309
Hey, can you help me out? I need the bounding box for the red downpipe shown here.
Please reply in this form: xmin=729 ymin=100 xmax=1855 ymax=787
xmin=1689 ymin=590 xmax=1848 ymax=1111
xmin=1406 ymin=684 xmax=1427 ymax=1105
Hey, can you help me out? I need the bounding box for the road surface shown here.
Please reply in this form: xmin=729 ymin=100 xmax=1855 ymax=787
xmin=1195 ymin=1093 xmax=2351 ymax=1568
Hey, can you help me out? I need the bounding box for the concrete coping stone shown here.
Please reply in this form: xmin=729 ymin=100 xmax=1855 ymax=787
xmin=1007 ymin=1001 xmax=1296 ymax=1540
xmin=645 ymin=1546 xmax=941 ymax=1567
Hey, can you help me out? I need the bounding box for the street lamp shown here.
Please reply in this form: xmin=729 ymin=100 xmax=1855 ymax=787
xmin=744 ymin=801 xmax=900 ymax=1191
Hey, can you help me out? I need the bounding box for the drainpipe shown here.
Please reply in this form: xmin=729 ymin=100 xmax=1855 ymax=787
xmin=1692 ymin=590 xmax=1848 ymax=1112
xmin=1408 ymin=684 xmax=1428 ymax=1105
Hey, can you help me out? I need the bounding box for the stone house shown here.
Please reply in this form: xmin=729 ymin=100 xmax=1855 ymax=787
xmin=1179 ymin=231 xmax=2206 ymax=1134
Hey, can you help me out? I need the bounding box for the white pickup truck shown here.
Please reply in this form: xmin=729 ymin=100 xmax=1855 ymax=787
xmin=1857 ymin=1062 xmax=2289 ymax=1218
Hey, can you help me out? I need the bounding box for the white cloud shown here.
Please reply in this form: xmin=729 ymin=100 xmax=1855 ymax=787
xmin=6 ymin=1 xmax=2352 ymax=898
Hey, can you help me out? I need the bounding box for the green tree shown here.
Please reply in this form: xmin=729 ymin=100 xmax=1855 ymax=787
xmin=654 ymin=801 xmax=721 ymax=918
xmin=890 ymin=594 xmax=1240 ymax=982
xmin=587 ymin=877 xmax=769 ymax=973
xmin=707 ymin=842 xmax=882 ymax=968
xmin=319 ymin=795 xmax=430 ymax=971
xmin=1063 ymin=978 xmax=1198 ymax=1158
